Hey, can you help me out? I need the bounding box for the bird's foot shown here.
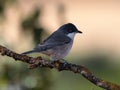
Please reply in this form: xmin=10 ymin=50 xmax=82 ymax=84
xmin=51 ymin=59 xmax=68 ymax=71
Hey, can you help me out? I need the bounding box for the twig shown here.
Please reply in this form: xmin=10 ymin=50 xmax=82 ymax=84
xmin=0 ymin=45 xmax=120 ymax=90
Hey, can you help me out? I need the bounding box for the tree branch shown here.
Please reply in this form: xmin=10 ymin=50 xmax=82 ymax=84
xmin=0 ymin=45 xmax=120 ymax=90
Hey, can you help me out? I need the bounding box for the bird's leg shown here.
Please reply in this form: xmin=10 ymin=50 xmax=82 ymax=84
xmin=52 ymin=59 xmax=68 ymax=64
xmin=60 ymin=59 xmax=68 ymax=64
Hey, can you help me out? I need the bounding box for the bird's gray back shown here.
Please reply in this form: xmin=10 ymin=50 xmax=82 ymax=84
xmin=34 ymin=30 xmax=71 ymax=52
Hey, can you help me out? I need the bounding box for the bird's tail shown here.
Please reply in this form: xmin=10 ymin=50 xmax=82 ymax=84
xmin=22 ymin=50 xmax=36 ymax=54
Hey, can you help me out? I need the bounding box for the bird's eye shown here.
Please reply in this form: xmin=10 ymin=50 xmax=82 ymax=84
xmin=68 ymin=29 xmax=73 ymax=33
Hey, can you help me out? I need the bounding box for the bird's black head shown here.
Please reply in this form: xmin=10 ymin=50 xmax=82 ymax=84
xmin=58 ymin=23 xmax=82 ymax=34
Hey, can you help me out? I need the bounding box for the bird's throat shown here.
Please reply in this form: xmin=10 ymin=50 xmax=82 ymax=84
xmin=67 ymin=33 xmax=76 ymax=40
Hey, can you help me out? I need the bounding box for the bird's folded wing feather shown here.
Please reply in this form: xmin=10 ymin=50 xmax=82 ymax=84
xmin=34 ymin=32 xmax=71 ymax=51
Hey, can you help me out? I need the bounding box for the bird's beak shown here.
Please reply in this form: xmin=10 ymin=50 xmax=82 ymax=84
xmin=77 ymin=30 xmax=82 ymax=33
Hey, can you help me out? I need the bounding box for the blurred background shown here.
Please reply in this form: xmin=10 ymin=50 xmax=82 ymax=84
xmin=0 ymin=0 xmax=120 ymax=90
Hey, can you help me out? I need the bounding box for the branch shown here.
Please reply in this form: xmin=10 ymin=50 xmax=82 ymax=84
xmin=0 ymin=45 xmax=120 ymax=90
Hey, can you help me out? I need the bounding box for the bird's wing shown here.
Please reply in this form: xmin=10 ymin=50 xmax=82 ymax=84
xmin=34 ymin=32 xmax=71 ymax=51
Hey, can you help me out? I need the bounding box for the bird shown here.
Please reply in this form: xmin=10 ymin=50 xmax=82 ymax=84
xmin=22 ymin=23 xmax=82 ymax=61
